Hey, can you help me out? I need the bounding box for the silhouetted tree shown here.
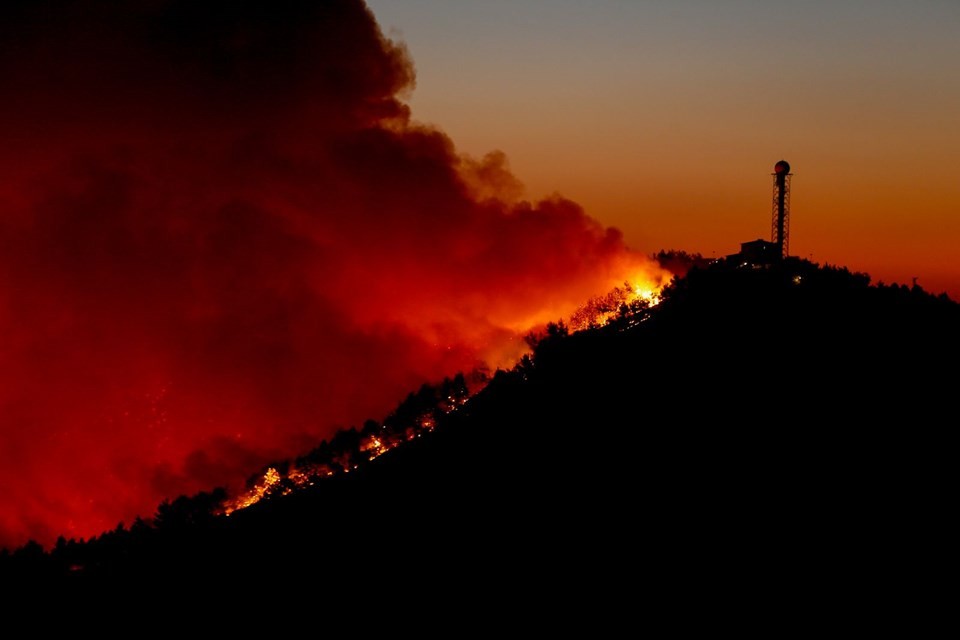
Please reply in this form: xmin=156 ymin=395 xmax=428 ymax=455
xmin=154 ymin=488 xmax=226 ymax=530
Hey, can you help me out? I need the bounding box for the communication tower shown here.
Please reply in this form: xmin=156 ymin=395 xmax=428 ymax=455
xmin=771 ymin=160 xmax=792 ymax=257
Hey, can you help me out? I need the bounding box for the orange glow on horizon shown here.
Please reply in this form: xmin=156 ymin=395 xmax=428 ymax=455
xmin=368 ymin=0 xmax=960 ymax=302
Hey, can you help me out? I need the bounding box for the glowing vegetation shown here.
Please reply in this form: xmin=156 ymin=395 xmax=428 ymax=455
xmin=219 ymin=372 xmax=475 ymax=515
xmin=567 ymin=277 xmax=665 ymax=332
xmin=219 ymin=277 xmax=666 ymax=516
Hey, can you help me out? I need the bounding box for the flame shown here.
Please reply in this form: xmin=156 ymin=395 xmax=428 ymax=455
xmin=222 ymin=467 xmax=281 ymax=515
xmin=566 ymin=273 xmax=667 ymax=332
xmin=216 ymin=273 xmax=666 ymax=519
xmin=219 ymin=370 xmax=478 ymax=516
xmin=632 ymin=284 xmax=662 ymax=307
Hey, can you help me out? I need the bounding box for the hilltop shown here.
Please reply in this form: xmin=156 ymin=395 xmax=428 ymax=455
xmin=2 ymin=256 xmax=955 ymax=616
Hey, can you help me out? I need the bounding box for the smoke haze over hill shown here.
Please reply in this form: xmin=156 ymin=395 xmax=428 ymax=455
xmin=0 ymin=1 xmax=666 ymax=549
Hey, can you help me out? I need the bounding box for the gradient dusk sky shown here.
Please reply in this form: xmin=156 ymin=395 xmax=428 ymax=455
xmin=366 ymin=0 xmax=960 ymax=299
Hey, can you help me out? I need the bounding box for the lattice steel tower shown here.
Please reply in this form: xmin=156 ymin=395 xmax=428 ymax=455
xmin=771 ymin=160 xmax=792 ymax=258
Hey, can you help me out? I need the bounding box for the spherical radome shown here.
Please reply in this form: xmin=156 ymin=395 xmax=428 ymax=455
xmin=774 ymin=160 xmax=791 ymax=174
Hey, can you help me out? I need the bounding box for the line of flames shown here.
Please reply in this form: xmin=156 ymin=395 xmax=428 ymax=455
xmin=220 ymin=406 xmax=454 ymax=515
xmin=220 ymin=279 xmax=662 ymax=516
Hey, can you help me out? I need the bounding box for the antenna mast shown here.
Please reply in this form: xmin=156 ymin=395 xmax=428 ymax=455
xmin=771 ymin=160 xmax=792 ymax=258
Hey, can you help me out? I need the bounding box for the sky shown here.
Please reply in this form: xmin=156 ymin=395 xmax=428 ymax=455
xmin=1 ymin=0 xmax=957 ymax=552
xmin=366 ymin=0 xmax=960 ymax=298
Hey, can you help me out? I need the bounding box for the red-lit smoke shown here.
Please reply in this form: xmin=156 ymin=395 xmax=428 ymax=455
xmin=0 ymin=0 xmax=665 ymax=549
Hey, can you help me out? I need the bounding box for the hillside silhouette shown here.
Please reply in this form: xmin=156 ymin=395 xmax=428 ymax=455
xmin=2 ymin=255 xmax=955 ymax=614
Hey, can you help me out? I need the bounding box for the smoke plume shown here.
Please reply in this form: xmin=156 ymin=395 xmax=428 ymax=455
xmin=0 ymin=0 xmax=664 ymax=549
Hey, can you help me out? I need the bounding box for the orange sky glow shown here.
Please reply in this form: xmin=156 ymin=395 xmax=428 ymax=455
xmin=369 ymin=0 xmax=960 ymax=300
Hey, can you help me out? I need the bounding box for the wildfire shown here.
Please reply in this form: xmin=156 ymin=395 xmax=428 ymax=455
xmin=216 ymin=275 xmax=665 ymax=519
xmin=567 ymin=275 xmax=665 ymax=332
xmin=360 ymin=435 xmax=390 ymax=457
xmin=219 ymin=375 xmax=475 ymax=515
xmin=632 ymin=283 xmax=662 ymax=307
xmin=222 ymin=467 xmax=281 ymax=515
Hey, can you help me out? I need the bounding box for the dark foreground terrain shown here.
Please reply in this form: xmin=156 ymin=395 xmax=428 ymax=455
xmin=3 ymin=257 xmax=954 ymax=622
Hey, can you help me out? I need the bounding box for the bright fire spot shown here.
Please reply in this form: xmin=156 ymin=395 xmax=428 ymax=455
xmin=632 ymin=284 xmax=661 ymax=306
xmin=567 ymin=275 xmax=665 ymax=332
xmin=222 ymin=467 xmax=281 ymax=515
xmin=360 ymin=434 xmax=391 ymax=458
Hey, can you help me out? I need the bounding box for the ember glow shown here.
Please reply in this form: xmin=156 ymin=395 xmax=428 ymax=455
xmin=220 ymin=270 xmax=668 ymax=517
xmin=0 ymin=0 xmax=669 ymax=550
xmin=564 ymin=272 xmax=668 ymax=333
xmin=221 ymin=370 xmax=471 ymax=516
